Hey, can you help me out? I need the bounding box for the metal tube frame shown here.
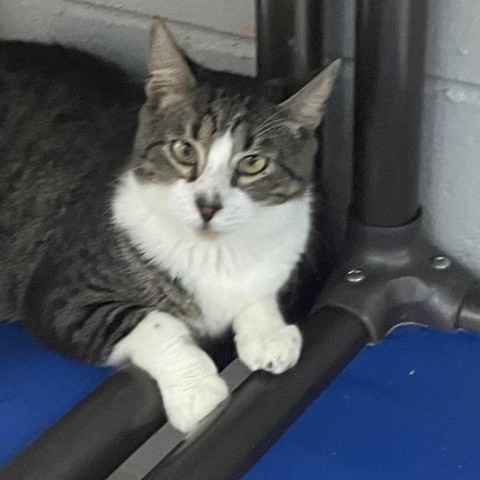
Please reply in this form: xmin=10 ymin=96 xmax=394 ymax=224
xmin=4 ymin=1 xmax=480 ymax=479
xmin=317 ymin=0 xmax=480 ymax=340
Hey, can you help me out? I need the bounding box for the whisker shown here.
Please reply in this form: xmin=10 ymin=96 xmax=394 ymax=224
xmin=255 ymin=120 xmax=285 ymax=137
xmin=255 ymin=99 xmax=294 ymax=135
xmin=107 ymin=165 xmax=140 ymax=188
xmin=256 ymin=109 xmax=282 ymax=131
xmin=256 ymin=121 xmax=285 ymax=137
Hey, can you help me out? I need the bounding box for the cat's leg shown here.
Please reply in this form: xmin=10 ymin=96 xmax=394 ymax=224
xmin=233 ymin=297 xmax=302 ymax=374
xmin=109 ymin=311 xmax=228 ymax=433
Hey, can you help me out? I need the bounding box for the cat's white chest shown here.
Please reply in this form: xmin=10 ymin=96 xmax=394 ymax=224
xmin=172 ymin=237 xmax=302 ymax=336
xmin=113 ymin=173 xmax=311 ymax=337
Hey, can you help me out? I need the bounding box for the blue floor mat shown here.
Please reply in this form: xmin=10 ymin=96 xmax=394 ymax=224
xmin=3 ymin=322 xmax=480 ymax=477
xmin=0 ymin=322 xmax=111 ymax=467
xmin=244 ymin=325 xmax=480 ymax=480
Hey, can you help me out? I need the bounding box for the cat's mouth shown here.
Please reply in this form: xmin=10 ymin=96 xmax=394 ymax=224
xmin=190 ymin=218 xmax=223 ymax=238
xmin=195 ymin=226 xmax=220 ymax=240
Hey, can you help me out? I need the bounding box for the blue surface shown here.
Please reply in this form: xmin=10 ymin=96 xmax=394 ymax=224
xmin=3 ymin=321 xmax=480 ymax=477
xmin=0 ymin=322 xmax=111 ymax=467
xmin=244 ymin=326 xmax=480 ymax=480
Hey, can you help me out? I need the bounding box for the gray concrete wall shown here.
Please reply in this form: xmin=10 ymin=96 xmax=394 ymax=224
xmin=1 ymin=0 xmax=479 ymax=275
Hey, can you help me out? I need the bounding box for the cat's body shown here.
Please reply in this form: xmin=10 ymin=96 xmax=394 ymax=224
xmin=0 ymin=20 xmax=340 ymax=433
xmin=0 ymin=41 xmax=150 ymax=359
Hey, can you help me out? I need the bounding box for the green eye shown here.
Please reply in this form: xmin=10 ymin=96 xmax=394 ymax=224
xmin=171 ymin=140 xmax=197 ymax=165
xmin=237 ymin=155 xmax=268 ymax=175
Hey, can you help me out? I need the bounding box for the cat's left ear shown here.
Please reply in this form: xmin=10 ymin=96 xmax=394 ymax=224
xmin=279 ymin=59 xmax=342 ymax=129
xmin=146 ymin=17 xmax=196 ymax=108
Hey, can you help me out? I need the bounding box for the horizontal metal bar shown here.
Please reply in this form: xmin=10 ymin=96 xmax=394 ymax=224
xmin=143 ymin=306 xmax=368 ymax=480
xmin=2 ymin=310 xmax=367 ymax=480
xmin=2 ymin=368 xmax=165 ymax=480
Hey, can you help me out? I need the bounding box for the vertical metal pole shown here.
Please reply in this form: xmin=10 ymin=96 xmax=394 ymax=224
xmin=256 ymin=0 xmax=293 ymax=83
xmin=256 ymin=0 xmax=323 ymax=93
xmin=352 ymin=0 xmax=427 ymax=227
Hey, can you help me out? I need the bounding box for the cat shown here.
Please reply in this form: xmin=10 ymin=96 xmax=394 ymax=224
xmin=0 ymin=18 xmax=340 ymax=433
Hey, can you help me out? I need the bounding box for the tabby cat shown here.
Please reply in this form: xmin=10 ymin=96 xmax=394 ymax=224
xmin=0 ymin=19 xmax=340 ymax=433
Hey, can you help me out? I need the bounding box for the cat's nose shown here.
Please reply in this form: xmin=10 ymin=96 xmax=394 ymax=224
xmin=195 ymin=197 xmax=223 ymax=223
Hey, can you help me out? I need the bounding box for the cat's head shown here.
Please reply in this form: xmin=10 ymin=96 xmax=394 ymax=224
xmin=131 ymin=18 xmax=340 ymax=236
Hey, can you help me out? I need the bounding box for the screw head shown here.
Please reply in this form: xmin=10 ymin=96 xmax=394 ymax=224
xmin=345 ymin=269 xmax=366 ymax=284
xmin=431 ymin=255 xmax=451 ymax=270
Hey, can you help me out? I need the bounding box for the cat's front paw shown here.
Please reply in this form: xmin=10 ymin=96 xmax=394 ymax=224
xmin=162 ymin=373 xmax=229 ymax=434
xmin=235 ymin=324 xmax=302 ymax=374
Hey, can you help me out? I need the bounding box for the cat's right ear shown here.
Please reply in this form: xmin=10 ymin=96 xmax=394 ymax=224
xmin=279 ymin=59 xmax=341 ymax=129
xmin=145 ymin=18 xmax=196 ymax=108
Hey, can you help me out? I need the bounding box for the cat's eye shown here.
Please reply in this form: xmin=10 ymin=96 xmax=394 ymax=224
xmin=237 ymin=155 xmax=268 ymax=175
xmin=171 ymin=140 xmax=198 ymax=165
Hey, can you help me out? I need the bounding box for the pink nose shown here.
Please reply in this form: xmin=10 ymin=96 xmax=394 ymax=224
xmin=198 ymin=205 xmax=221 ymax=222
xmin=195 ymin=198 xmax=223 ymax=223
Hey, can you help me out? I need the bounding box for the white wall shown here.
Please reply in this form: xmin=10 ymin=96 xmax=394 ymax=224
xmin=1 ymin=0 xmax=479 ymax=275
xmin=0 ymin=0 xmax=256 ymax=77
xmin=421 ymin=0 xmax=480 ymax=275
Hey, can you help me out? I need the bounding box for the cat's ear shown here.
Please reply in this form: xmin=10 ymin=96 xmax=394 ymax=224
xmin=279 ymin=59 xmax=342 ymax=129
xmin=145 ymin=18 xmax=196 ymax=108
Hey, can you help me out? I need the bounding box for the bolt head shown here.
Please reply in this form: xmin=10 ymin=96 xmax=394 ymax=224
xmin=345 ymin=269 xmax=366 ymax=283
xmin=431 ymin=255 xmax=451 ymax=270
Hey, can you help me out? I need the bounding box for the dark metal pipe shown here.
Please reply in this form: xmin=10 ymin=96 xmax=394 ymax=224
xmin=2 ymin=369 xmax=165 ymax=480
xmin=256 ymin=0 xmax=293 ymax=83
xmin=353 ymin=0 xmax=427 ymax=227
xmin=256 ymin=0 xmax=323 ymax=93
xmin=143 ymin=307 xmax=369 ymax=480
xmin=291 ymin=0 xmax=323 ymax=84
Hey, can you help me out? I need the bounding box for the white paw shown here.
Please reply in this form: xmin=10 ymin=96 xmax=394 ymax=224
xmin=159 ymin=347 xmax=229 ymax=434
xmin=162 ymin=374 xmax=229 ymax=434
xmin=235 ymin=324 xmax=303 ymax=374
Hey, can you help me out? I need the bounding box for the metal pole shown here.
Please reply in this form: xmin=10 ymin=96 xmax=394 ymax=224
xmin=256 ymin=0 xmax=323 ymax=93
xmin=352 ymin=0 xmax=427 ymax=227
